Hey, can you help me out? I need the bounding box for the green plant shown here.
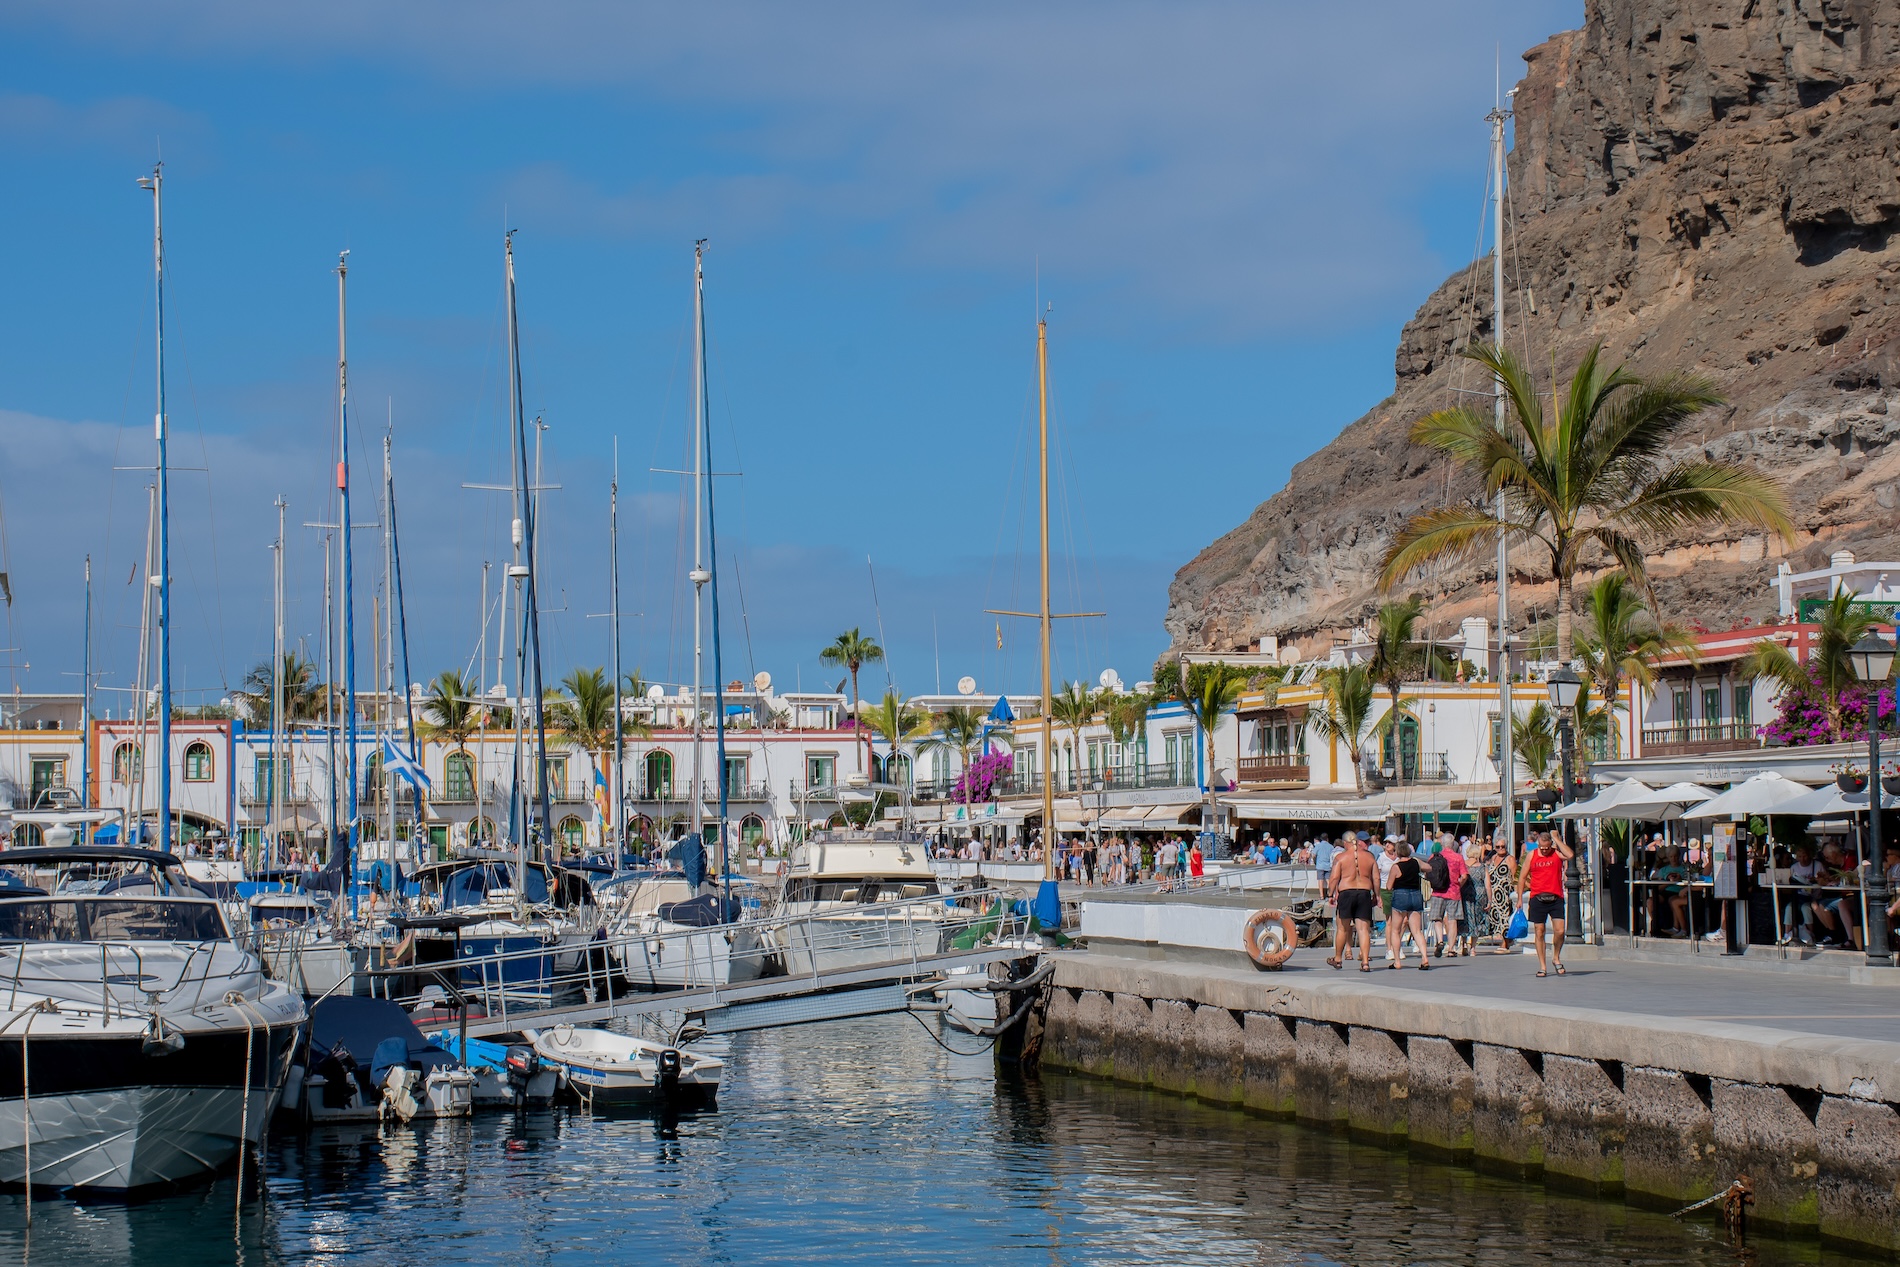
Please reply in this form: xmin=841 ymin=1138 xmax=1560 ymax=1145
xmin=1739 ymin=589 xmax=1885 ymax=743
xmin=1311 ymin=663 xmax=1378 ymax=792
xmin=1380 ymin=342 xmax=1791 ymax=659
xmin=820 ymin=628 xmax=884 ymax=761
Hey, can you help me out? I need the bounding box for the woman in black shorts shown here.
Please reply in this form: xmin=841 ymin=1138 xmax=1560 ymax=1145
xmin=1383 ymin=841 xmax=1432 ymax=970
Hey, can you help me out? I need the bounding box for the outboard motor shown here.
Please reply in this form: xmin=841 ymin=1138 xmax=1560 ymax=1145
xmin=657 ymin=1048 xmax=683 ymax=1094
xmin=504 ymin=1044 xmax=541 ymax=1107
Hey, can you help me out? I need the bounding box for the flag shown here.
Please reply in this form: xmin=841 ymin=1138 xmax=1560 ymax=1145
xmin=593 ymin=762 xmax=610 ymax=847
xmin=380 ymin=736 xmax=432 ymax=794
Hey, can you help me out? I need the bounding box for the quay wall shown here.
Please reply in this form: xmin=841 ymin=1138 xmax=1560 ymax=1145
xmin=1042 ymin=953 xmax=1900 ymax=1257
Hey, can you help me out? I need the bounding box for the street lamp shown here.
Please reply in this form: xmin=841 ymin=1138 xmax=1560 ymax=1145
xmin=1546 ymin=666 xmax=1585 ymax=929
xmin=1849 ymin=631 xmax=1894 ymax=967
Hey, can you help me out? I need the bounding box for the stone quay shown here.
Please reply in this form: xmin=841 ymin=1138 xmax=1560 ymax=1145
xmin=1041 ymin=945 xmax=1900 ymax=1256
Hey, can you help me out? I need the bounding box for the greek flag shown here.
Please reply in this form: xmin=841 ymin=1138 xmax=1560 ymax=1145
xmin=381 ymin=736 xmax=433 ymax=794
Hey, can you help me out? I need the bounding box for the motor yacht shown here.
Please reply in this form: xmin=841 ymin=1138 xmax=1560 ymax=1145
xmin=597 ymin=869 xmax=769 ymax=989
xmin=771 ymin=829 xmax=954 ymax=975
xmin=0 ymin=846 xmax=306 ymax=1192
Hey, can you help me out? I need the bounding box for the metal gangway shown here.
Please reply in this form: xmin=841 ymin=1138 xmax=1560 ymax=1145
xmin=333 ymin=887 xmax=1041 ymax=1042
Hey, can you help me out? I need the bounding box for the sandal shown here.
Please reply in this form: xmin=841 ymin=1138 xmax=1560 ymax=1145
xmin=1419 ymin=962 xmax=1431 ymax=970
xmin=1388 ymin=960 xmax=1400 ymax=969
xmin=1359 ymin=962 xmax=1372 ymax=972
xmin=1554 ymin=963 xmax=1566 ymax=976
xmin=1535 ymin=969 xmax=1547 ymax=978
xmin=1326 ymin=957 xmax=1342 ymax=970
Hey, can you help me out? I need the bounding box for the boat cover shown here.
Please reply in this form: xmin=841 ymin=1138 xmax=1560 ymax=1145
xmin=656 ymin=893 xmax=740 ymax=927
xmin=310 ymin=996 xmax=455 ymax=1073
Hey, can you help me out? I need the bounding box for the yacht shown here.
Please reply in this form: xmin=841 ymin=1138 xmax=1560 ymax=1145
xmin=597 ymin=869 xmax=769 ymax=989
xmin=244 ymin=890 xmax=363 ymax=999
xmin=772 ymin=829 xmax=954 ymax=974
xmin=402 ymin=855 xmax=595 ymax=1006
xmin=0 ymin=846 xmax=306 ymax=1192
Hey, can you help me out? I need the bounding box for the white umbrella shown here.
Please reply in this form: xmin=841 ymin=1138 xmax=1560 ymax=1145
xmin=1772 ymin=783 xmax=1870 ymax=818
xmin=1682 ymin=772 xmax=1816 ymax=820
xmin=1552 ymin=777 xmax=1655 ymax=819
xmin=1609 ymin=781 xmax=1718 ymax=820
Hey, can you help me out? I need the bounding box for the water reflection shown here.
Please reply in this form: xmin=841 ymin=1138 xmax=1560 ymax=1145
xmin=0 ymin=1014 xmax=1879 ymax=1265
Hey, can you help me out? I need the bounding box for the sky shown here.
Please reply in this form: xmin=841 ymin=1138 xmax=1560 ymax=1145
xmin=0 ymin=1 xmax=1578 ymax=713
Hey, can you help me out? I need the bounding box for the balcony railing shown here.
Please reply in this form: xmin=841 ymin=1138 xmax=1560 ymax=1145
xmin=238 ymin=781 xmax=316 ymax=807
xmin=1237 ymin=756 xmax=1310 ymax=786
xmin=1365 ymin=752 xmax=1454 ymax=788
xmin=625 ymin=779 xmax=773 ymax=803
xmin=1641 ymin=721 xmax=1760 ymax=758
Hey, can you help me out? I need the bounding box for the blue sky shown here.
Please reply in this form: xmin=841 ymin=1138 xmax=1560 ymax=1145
xmin=0 ymin=1 xmax=1576 ymax=711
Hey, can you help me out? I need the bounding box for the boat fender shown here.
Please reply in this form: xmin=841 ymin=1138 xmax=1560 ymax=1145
xmin=658 ymin=1048 xmax=682 ymax=1090
xmin=1242 ymin=908 xmax=1298 ymax=971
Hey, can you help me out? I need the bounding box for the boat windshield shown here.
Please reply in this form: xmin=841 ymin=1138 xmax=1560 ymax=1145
xmin=0 ymin=896 xmax=229 ymax=943
xmin=785 ymin=877 xmax=939 ymax=904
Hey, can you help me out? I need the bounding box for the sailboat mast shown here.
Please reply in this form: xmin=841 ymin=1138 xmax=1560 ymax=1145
xmin=689 ymin=241 xmax=708 ymax=850
xmin=388 ymin=454 xmax=423 ymax=864
xmin=504 ymin=233 xmax=555 ymax=873
xmin=701 ymin=257 xmax=730 ymax=885
xmin=1488 ymin=103 xmax=1515 ymax=856
xmin=131 ymin=486 xmax=155 ymax=833
xmin=505 ymin=234 xmax=529 ymax=882
xmin=610 ymin=451 xmax=623 ymax=861
xmin=271 ymin=497 xmax=285 ymax=870
xmin=79 ymin=556 xmax=91 ymax=816
xmin=138 ymin=164 xmax=173 ymax=851
xmin=1038 ymin=317 xmax=1054 ymax=881
xmin=337 ymin=251 xmax=360 ymax=919
xmin=383 ymin=432 xmax=396 ymax=863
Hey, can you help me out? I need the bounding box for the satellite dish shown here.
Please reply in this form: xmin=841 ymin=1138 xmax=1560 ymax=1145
xmin=956 ymin=675 xmax=977 ymax=696
xmin=753 ymin=671 xmax=772 ymax=693
xmin=646 ymin=684 xmax=665 ymax=701
xmin=1099 ymin=669 xmax=1123 ymax=692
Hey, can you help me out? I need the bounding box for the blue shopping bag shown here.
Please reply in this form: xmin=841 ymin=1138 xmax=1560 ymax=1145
xmin=1504 ymin=907 xmax=1529 ymax=941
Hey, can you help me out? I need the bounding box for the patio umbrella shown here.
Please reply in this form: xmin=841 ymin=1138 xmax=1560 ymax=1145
xmin=1552 ymin=777 xmax=1655 ymax=819
xmin=1609 ymin=782 xmax=1718 ymax=820
xmin=1770 ymin=784 xmax=1870 ymax=818
xmin=1682 ymin=772 xmax=1816 ymax=820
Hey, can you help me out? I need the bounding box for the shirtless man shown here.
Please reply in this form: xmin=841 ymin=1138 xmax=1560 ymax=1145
xmin=1326 ymin=832 xmax=1379 ymax=971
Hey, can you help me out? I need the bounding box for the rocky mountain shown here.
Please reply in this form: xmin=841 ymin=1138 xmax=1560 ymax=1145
xmin=1165 ymin=0 xmax=1900 ymax=659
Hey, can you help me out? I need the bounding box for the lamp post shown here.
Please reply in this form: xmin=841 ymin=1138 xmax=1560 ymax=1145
xmin=1847 ymin=631 xmax=1894 ymax=968
xmin=1547 ymin=666 xmax=1585 ymax=929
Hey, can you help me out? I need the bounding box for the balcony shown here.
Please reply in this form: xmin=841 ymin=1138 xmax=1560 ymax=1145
xmin=1237 ymin=756 xmax=1310 ymax=787
xmin=1365 ymin=752 xmax=1454 ymax=789
xmin=1641 ymin=721 xmax=1760 ymax=758
xmin=238 ymin=781 xmax=316 ymax=808
xmin=626 ymin=779 xmax=773 ymax=803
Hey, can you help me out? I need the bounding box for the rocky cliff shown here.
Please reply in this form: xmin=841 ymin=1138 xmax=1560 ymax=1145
xmin=1166 ymin=0 xmax=1900 ymax=658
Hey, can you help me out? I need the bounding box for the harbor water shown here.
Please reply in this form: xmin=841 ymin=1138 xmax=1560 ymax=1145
xmin=0 ymin=1014 xmax=1881 ymax=1265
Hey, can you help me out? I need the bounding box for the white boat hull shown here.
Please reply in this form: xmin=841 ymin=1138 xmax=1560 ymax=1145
xmin=1 ymin=1083 xmax=273 ymax=1192
xmin=774 ymin=913 xmax=946 ymax=976
xmin=262 ymin=942 xmax=361 ymax=998
xmin=531 ymin=1027 xmax=721 ymax=1109
xmin=302 ymin=1068 xmax=474 ymax=1122
xmin=610 ymin=925 xmax=768 ymax=989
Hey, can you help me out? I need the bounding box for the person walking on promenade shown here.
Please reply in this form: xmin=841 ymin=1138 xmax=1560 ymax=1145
xmin=1515 ymin=829 xmax=1573 ymax=977
xmin=1459 ymin=836 xmax=1485 ymax=955
xmin=1483 ymin=834 xmax=1518 ymax=953
xmin=1427 ymin=837 xmax=1464 ymax=956
xmin=1188 ymin=839 xmax=1205 ymax=882
xmin=1383 ymin=840 xmax=1433 ymax=970
xmin=1326 ymin=833 xmax=1378 ymax=971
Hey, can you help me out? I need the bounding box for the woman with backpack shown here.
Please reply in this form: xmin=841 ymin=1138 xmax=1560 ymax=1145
xmin=1426 ymin=837 xmax=1464 ymax=957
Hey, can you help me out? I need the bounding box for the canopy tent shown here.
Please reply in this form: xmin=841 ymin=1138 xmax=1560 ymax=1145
xmin=1551 ymin=777 xmax=1655 ymax=819
xmin=1682 ymin=772 xmax=1817 ymax=820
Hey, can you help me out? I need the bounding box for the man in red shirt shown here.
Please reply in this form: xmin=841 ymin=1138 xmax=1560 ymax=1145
xmin=1515 ymin=829 xmax=1573 ymax=977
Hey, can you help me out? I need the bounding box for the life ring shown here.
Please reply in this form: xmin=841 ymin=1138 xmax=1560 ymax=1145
xmin=1243 ymin=908 xmax=1298 ymax=971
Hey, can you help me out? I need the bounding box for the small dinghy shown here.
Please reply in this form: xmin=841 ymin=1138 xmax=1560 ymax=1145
xmin=529 ymin=1024 xmax=721 ymax=1109
xmin=430 ymin=1032 xmax=558 ymax=1108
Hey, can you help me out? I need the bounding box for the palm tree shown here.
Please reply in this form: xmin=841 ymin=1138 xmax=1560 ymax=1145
xmin=1311 ymin=663 xmax=1378 ymax=793
xmin=418 ymin=670 xmax=479 ymax=745
xmin=1366 ymin=597 xmax=1456 ymax=728
xmin=859 ymin=690 xmax=933 ymax=785
xmin=921 ymin=706 xmax=990 ymax=792
xmin=234 ymin=653 xmax=324 ymax=726
xmin=1102 ymin=690 xmax=1152 ymax=779
xmin=1738 ymin=589 xmax=1883 ymax=742
xmin=1512 ymin=701 xmax=1558 ymax=784
xmin=820 ymin=628 xmax=883 ymax=763
xmin=1181 ymin=664 xmax=1248 ymax=819
xmin=1048 ymin=682 xmax=1100 ymax=792
xmin=1573 ymin=571 xmax=1697 ymax=755
xmin=551 ymin=666 xmax=616 ymax=758
xmin=1379 ymin=342 xmax=1791 ymax=660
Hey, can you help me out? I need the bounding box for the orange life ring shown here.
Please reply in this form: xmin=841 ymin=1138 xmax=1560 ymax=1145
xmin=1243 ymin=908 xmax=1298 ymax=971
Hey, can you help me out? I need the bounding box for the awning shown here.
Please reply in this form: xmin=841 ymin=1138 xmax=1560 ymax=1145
xmin=1229 ymin=796 xmax=1386 ymax=822
xmin=1611 ymin=781 xmax=1719 ymax=820
xmin=1551 ymin=777 xmax=1656 ymax=819
xmin=1772 ymin=784 xmax=1869 ymax=818
xmin=1100 ymin=805 xmax=1161 ymax=829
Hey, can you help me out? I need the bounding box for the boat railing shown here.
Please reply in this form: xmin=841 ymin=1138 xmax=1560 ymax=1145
xmin=2 ymin=934 xmax=261 ymax=1023
xmin=359 ymin=886 xmax=1029 ymax=1032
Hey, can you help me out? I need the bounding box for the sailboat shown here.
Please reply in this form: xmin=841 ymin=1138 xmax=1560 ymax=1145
xmin=605 ymin=242 xmax=766 ymax=989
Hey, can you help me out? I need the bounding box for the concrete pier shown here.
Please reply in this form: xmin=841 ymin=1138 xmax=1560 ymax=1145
xmin=1042 ymin=950 xmax=1900 ymax=1255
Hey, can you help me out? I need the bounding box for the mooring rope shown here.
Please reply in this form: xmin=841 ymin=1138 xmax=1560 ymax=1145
xmin=225 ymin=992 xmax=258 ymax=1243
xmin=0 ymin=999 xmax=56 ymax=1229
